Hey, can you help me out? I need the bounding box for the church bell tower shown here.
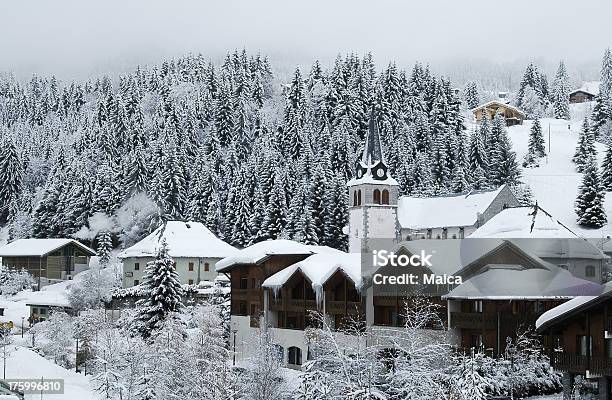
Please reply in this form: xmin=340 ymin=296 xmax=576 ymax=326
xmin=347 ymin=110 xmax=399 ymax=254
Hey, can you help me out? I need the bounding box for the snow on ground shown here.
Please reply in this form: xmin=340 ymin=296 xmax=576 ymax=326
xmin=503 ymin=102 xmax=612 ymax=239
xmin=5 ymin=347 xmax=95 ymax=400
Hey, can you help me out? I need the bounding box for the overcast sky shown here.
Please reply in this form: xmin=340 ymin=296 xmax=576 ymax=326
xmin=0 ymin=0 xmax=610 ymax=80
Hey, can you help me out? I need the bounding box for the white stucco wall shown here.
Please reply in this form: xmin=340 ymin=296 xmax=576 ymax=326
xmin=121 ymin=256 xmax=222 ymax=287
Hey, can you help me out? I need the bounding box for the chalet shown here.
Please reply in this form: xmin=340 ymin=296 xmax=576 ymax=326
xmin=444 ymin=263 xmax=602 ymax=357
xmin=118 ymin=221 xmax=237 ymax=287
xmin=25 ymin=288 xmax=73 ymax=323
xmin=536 ymin=289 xmax=612 ymax=399
xmin=216 ymin=239 xmax=345 ymax=368
xmin=471 ymin=100 xmax=526 ymax=126
xmin=397 ymin=185 xmax=520 ymax=241
xmin=569 ymin=81 xmax=600 ymax=103
xmin=472 ymin=206 xmax=610 ymax=283
xmin=0 ymin=239 xmax=95 ymax=288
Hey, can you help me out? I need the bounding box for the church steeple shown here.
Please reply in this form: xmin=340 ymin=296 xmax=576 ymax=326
xmin=355 ymin=110 xmax=391 ymax=181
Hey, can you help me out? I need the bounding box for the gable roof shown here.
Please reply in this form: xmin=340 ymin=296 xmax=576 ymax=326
xmin=397 ymin=185 xmax=507 ymax=230
xmin=262 ymin=253 xmax=362 ymax=294
xmin=536 ymin=286 xmax=612 ymax=333
xmin=471 ymin=100 xmax=526 ymax=118
xmin=570 ymin=81 xmax=600 ymax=97
xmin=215 ymin=240 xmax=343 ymax=272
xmin=444 ymin=264 xmax=603 ymax=300
xmin=0 ymin=238 xmax=96 ymax=257
xmin=118 ymin=221 xmax=236 ymax=259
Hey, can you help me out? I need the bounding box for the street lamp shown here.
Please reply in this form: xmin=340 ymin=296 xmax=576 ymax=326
xmin=232 ymin=329 xmax=237 ymax=366
xmin=21 ymin=317 xmax=25 ymax=338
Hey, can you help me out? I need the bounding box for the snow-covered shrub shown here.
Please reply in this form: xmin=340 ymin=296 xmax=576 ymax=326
xmin=0 ymin=267 xmax=35 ymax=295
xmin=30 ymin=311 xmax=75 ymax=368
xmin=66 ymin=263 xmax=120 ymax=312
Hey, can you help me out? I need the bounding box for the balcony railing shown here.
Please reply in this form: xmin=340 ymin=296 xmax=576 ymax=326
xmin=551 ymin=353 xmax=612 ymax=375
xmin=450 ymin=312 xmax=497 ymax=330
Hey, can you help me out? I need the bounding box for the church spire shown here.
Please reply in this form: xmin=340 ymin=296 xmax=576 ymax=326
xmin=362 ymin=109 xmax=384 ymax=167
xmin=354 ymin=109 xmax=392 ymax=181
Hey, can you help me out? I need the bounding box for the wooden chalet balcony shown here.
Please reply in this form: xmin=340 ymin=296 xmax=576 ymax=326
xmin=550 ymin=353 xmax=612 ymax=375
xmin=268 ymin=298 xmax=360 ymax=314
xmin=450 ymin=312 xmax=497 ymax=330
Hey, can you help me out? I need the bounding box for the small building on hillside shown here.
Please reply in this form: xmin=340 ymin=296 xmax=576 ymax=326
xmin=471 ymin=100 xmax=526 ymax=126
xmin=0 ymin=239 xmax=95 ymax=288
xmin=569 ymin=81 xmax=600 ymax=103
xmin=25 ymin=287 xmax=73 ymax=324
xmin=118 ymin=221 xmax=237 ymax=287
xmin=397 ymin=185 xmax=520 ymax=240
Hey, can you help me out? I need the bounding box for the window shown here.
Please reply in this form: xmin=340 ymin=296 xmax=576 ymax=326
xmin=586 ymin=265 xmax=595 ymax=277
xmin=288 ymin=346 xmax=302 ymax=365
xmin=472 ymin=300 xmax=483 ymax=313
xmin=134 ymin=279 xmax=139 ymax=286
xmin=204 ymin=263 xmax=209 ymax=272
xmin=577 ymin=335 xmax=592 ymax=356
xmin=373 ymin=189 xmax=381 ymax=204
xmin=134 ymin=262 xmax=140 ymax=271
xmin=238 ymin=301 xmax=247 ymax=315
xmin=188 ymin=262 xmax=194 ymax=272
xmin=357 ymin=190 xmax=362 ymax=206
xmin=470 ymin=334 xmax=484 ymax=349
xmin=353 ymin=191 xmax=357 ymax=206
xmin=188 ymin=279 xmax=194 ymax=285
xmin=240 ymin=278 xmax=248 ymax=290
xmin=381 ymin=189 xmax=389 ymax=205
xmin=40 ymin=308 xmax=47 ymax=315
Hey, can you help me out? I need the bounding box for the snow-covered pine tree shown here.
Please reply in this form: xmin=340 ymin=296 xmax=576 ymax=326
xmin=602 ymin=144 xmax=612 ymax=191
xmin=284 ymin=180 xmax=318 ymax=245
xmin=489 ymin=114 xmax=521 ymax=186
xmin=258 ymin=169 xmax=288 ymax=240
xmin=573 ymin=117 xmax=596 ymax=172
xmin=575 ymin=159 xmax=607 ymax=228
xmin=322 ymin=173 xmax=348 ymax=251
xmin=592 ymin=48 xmax=612 ymax=136
xmin=463 ymin=81 xmax=480 ymax=109
xmin=135 ymin=239 xmax=184 ymax=339
xmin=523 ymin=118 xmax=546 ymax=168
xmin=552 ymin=61 xmax=570 ymax=120
xmin=0 ymin=136 xmax=23 ymax=222
xmin=97 ymin=231 xmax=113 ymax=266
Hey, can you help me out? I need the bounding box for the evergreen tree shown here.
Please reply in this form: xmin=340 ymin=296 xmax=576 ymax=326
xmin=97 ymin=231 xmax=113 ymax=266
xmin=523 ymin=118 xmax=546 ymax=167
xmin=489 ymin=114 xmax=521 ymax=186
xmin=573 ymin=117 xmax=596 ymax=172
xmin=552 ymin=61 xmax=570 ymax=120
xmin=602 ymin=144 xmax=612 ymax=191
xmin=463 ymin=81 xmax=480 ymax=109
xmin=135 ymin=239 xmax=184 ymax=339
xmin=259 ymin=169 xmax=287 ymax=240
xmin=575 ymin=160 xmax=607 ymax=228
xmin=0 ymin=137 xmax=23 ymax=222
xmin=322 ymin=174 xmax=348 ymax=251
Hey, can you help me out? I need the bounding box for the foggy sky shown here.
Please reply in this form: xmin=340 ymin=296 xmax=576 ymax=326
xmin=0 ymin=0 xmax=611 ymax=80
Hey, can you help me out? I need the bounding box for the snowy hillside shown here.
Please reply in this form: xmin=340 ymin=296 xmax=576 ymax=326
xmin=504 ymin=102 xmax=612 ymax=238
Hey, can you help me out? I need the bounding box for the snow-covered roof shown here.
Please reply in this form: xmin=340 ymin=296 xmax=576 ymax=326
xmin=470 ymin=100 xmax=526 ymax=117
xmin=397 ymin=185 xmax=506 ymax=229
xmin=24 ymin=289 xmax=71 ymax=308
xmin=396 ymin=239 xmax=505 ymax=276
xmin=570 ymin=81 xmax=600 ymax=97
xmin=262 ymin=253 xmax=361 ymax=295
xmin=471 ymin=206 xmax=578 ymax=239
xmin=472 ymin=207 xmax=607 ymax=259
xmin=0 ymin=238 xmax=95 ymax=257
xmin=118 ymin=221 xmax=236 ymax=259
xmin=216 ymin=240 xmax=343 ymax=272
xmin=535 ymin=285 xmax=612 ymax=332
xmin=346 ymin=174 xmax=399 ymax=187
xmin=444 ymin=264 xmax=603 ymax=300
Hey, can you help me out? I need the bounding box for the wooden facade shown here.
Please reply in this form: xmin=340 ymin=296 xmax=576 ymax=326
xmin=1 ymin=243 xmax=92 ymax=281
xmin=538 ymin=295 xmax=612 ymax=398
xmin=570 ymin=90 xmax=596 ymax=104
xmin=472 ymin=101 xmax=525 ymax=126
xmin=450 ymin=299 xmax=564 ymax=356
